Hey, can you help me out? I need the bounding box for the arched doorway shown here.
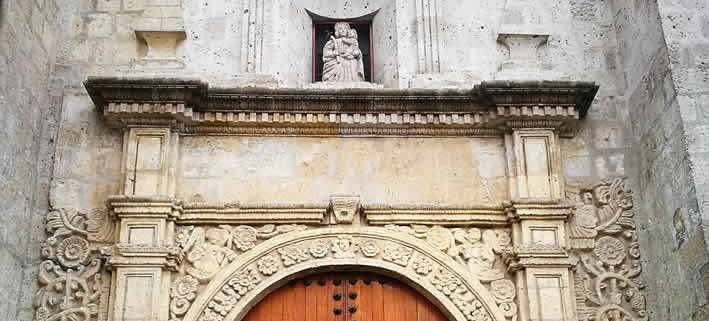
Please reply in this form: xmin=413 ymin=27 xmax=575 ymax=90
xmin=243 ymin=272 xmax=449 ymax=321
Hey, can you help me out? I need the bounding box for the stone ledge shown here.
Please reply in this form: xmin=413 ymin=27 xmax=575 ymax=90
xmin=84 ymin=77 xmax=599 ymax=137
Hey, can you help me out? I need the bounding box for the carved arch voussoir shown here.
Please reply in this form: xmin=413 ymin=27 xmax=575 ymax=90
xmin=182 ymin=227 xmax=507 ymax=321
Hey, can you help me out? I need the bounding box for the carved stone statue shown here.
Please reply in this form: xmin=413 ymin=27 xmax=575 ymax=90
xmin=322 ymin=22 xmax=365 ymax=82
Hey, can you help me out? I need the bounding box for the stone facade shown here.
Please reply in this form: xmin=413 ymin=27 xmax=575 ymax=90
xmin=2 ymin=0 xmax=709 ymax=321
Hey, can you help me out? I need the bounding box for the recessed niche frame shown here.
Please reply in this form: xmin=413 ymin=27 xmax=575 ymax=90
xmin=307 ymin=9 xmax=380 ymax=83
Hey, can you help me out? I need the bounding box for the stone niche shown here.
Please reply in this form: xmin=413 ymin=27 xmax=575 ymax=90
xmin=32 ymin=77 xmax=648 ymax=321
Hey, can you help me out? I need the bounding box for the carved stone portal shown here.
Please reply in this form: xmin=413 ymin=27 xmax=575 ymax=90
xmin=35 ymin=78 xmax=650 ymax=321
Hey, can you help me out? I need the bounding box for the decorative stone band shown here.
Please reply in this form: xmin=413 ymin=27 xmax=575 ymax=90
xmin=106 ymin=195 xmax=516 ymax=226
xmin=179 ymin=227 xmax=509 ymax=321
xmin=84 ymin=77 xmax=599 ymax=137
xmin=180 ymin=202 xmax=329 ymax=225
xmin=365 ymin=204 xmax=508 ymax=226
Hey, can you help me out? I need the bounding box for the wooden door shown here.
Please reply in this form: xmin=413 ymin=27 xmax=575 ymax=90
xmin=243 ymin=272 xmax=448 ymax=321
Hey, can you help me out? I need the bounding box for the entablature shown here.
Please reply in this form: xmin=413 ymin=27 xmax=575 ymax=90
xmin=84 ymin=77 xmax=598 ymax=137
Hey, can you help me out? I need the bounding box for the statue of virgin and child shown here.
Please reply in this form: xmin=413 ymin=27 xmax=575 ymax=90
xmin=322 ymin=22 xmax=366 ymax=82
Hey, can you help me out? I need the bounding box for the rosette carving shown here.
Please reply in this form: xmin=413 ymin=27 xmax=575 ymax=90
xmin=382 ymin=242 xmax=413 ymax=266
xmin=277 ymin=244 xmax=310 ymax=266
xmin=34 ymin=208 xmax=108 ymax=321
xmin=199 ymin=268 xmax=261 ymax=321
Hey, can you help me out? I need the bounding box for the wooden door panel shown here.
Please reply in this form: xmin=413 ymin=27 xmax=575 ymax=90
xmin=243 ymin=273 xmax=448 ymax=321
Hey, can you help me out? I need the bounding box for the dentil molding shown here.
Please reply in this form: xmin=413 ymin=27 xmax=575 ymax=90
xmin=83 ymin=77 xmax=598 ymax=137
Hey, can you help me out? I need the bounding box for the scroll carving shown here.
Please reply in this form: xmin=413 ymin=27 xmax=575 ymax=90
xmin=568 ymin=178 xmax=647 ymax=321
xmin=385 ymin=225 xmax=512 ymax=282
xmin=35 ymin=208 xmax=110 ymax=321
xmin=171 ymin=224 xmax=307 ymax=321
xmin=385 ymin=224 xmax=515 ymax=321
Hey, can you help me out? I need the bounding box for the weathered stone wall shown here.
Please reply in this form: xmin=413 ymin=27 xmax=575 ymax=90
xmin=0 ymin=0 xmax=61 ymax=320
xmin=655 ymin=0 xmax=709 ymax=319
xmin=609 ymin=0 xmax=706 ymax=320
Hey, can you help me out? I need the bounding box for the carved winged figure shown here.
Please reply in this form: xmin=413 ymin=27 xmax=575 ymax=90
xmin=182 ymin=227 xmax=237 ymax=282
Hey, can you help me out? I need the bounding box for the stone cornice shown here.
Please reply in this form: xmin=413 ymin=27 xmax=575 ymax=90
xmin=84 ymin=77 xmax=598 ymax=137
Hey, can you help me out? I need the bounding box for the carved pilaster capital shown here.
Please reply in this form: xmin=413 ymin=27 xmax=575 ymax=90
xmin=106 ymin=195 xmax=182 ymax=220
xmin=101 ymin=243 xmax=180 ymax=271
xmin=504 ymin=199 xmax=573 ymax=221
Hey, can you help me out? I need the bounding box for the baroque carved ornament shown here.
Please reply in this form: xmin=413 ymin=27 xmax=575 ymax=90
xmin=35 ymin=208 xmax=115 ymax=321
xmin=189 ymin=228 xmax=502 ymax=321
xmin=568 ymin=178 xmax=648 ymax=321
xmin=33 ymin=179 xmax=648 ymax=321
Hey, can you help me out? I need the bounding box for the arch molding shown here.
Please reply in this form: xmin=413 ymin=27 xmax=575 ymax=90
xmin=182 ymin=227 xmax=507 ymax=321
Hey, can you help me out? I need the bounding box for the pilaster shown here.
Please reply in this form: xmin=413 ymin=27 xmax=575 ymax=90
xmin=504 ymin=125 xmax=575 ymax=321
xmin=107 ymin=119 xmax=180 ymax=321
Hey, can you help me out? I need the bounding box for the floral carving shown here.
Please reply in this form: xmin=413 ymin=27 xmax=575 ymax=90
xmin=309 ymin=240 xmax=330 ymax=258
xmin=594 ymin=236 xmax=626 ymax=266
xmin=35 ymin=208 xmax=106 ymax=321
xmin=431 ymin=268 xmax=462 ymax=295
xmin=170 ymin=275 xmax=199 ymax=319
xmin=490 ymin=279 xmax=517 ymax=321
xmin=199 ymin=232 xmax=494 ymax=321
xmin=257 ymin=254 xmax=279 ymax=276
xmin=169 ymin=224 xmax=308 ymax=321
xmin=278 ymin=244 xmax=310 ymax=266
xmin=199 ymin=268 xmax=261 ymax=321
xmin=232 ymin=226 xmax=258 ymax=251
xmin=56 ymin=235 xmax=90 ymax=268
xmin=426 ymin=226 xmax=455 ymax=252
xmin=412 ymin=255 xmax=434 ymax=275
xmin=572 ymin=179 xmax=648 ymax=321
xmin=331 ymin=235 xmax=359 ymax=258
xmin=34 ymin=259 xmax=102 ymax=321
xmin=382 ymin=242 xmax=413 ymax=266
xmin=360 ymin=240 xmax=380 ymax=257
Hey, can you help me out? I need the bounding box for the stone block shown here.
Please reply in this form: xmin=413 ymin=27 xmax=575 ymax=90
xmin=161 ymin=17 xmax=184 ymax=31
xmin=160 ymin=6 xmax=183 ymax=18
xmin=87 ymin=14 xmax=114 ymax=38
xmin=96 ymin=0 xmax=120 ymax=12
xmin=123 ymin=0 xmax=145 ymax=11
xmin=135 ymin=17 xmax=161 ymax=31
